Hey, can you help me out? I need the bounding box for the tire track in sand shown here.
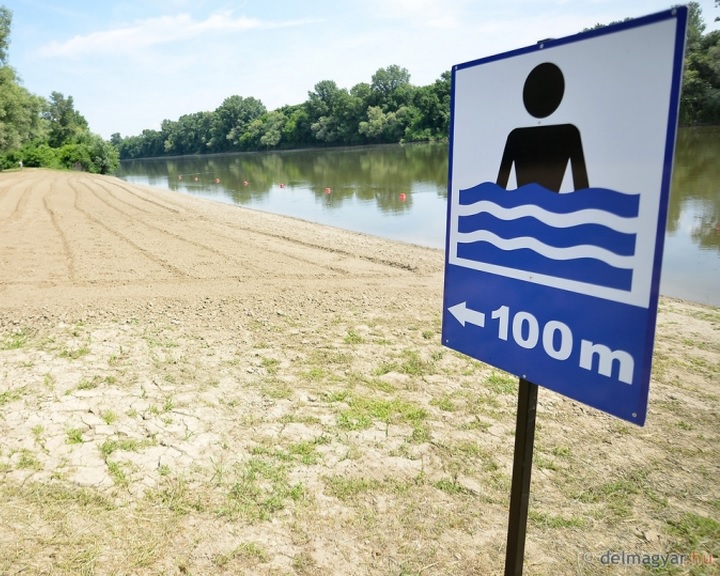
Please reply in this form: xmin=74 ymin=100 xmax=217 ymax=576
xmin=42 ymin=182 xmax=77 ymax=283
xmin=79 ymin=177 xmax=353 ymax=279
xmin=92 ymin=176 xmax=416 ymax=278
xmin=0 ymin=171 xmax=43 ymax=225
xmin=68 ymin=178 xmax=193 ymax=281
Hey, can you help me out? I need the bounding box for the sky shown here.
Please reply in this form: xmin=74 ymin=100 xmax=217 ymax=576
xmin=6 ymin=0 xmax=720 ymax=139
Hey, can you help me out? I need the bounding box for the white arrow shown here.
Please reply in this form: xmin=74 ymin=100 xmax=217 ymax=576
xmin=448 ymin=302 xmax=486 ymax=328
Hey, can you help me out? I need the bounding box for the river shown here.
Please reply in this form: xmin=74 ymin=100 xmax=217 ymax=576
xmin=117 ymin=126 xmax=720 ymax=306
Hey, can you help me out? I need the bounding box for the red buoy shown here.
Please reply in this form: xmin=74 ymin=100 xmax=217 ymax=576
xmin=400 ymin=193 xmax=407 ymax=201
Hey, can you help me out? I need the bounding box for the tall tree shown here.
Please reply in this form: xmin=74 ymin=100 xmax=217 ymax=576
xmin=306 ymin=80 xmax=352 ymax=143
xmin=211 ymin=95 xmax=266 ymax=152
xmin=680 ymin=2 xmax=720 ymax=124
xmin=43 ymin=92 xmax=89 ymax=148
xmin=0 ymin=67 xmax=45 ymax=155
xmin=0 ymin=6 xmax=46 ymax=156
xmin=370 ymin=65 xmax=413 ymax=111
xmin=0 ymin=6 xmax=11 ymax=65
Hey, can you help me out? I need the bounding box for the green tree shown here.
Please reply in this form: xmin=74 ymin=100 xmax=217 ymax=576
xmin=0 ymin=7 xmax=46 ymax=158
xmin=405 ymin=71 xmax=450 ymax=141
xmin=370 ymin=65 xmax=413 ymax=111
xmin=0 ymin=6 xmax=11 ymax=65
xmin=257 ymin=110 xmax=287 ymax=148
xmin=84 ymin=132 xmax=119 ymax=174
xmin=281 ymin=103 xmax=313 ymax=147
xmin=0 ymin=6 xmax=116 ymax=171
xmin=0 ymin=67 xmax=45 ymax=156
xmin=116 ymin=64 xmax=454 ymax=157
xmin=212 ymin=95 xmax=266 ymax=151
xmin=306 ymin=80 xmax=344 ymax=143
xmin=680 ymin=2 xmax=720 ymax=124
xmin=162 ymin=111 xmax=213 ymax=155
xmin=43 ymin=91 xmax=89 ymax=148
xmin=358 ymin=105 xmax=416 ymax=142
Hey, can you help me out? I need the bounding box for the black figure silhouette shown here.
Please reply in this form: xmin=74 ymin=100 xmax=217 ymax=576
xmin=496 ymin=62 xmax=588 ymax=192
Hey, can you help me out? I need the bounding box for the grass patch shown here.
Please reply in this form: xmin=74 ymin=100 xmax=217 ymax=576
xmin=430 ymin=394 xmax=457 ymax=412
xmin=667 ymin=512 xmax=720 ymax=553
xmin=261 ymin=380 xmax=293 ymax=400
xmin=324 ymin=475 xmax=383 ymax=501
xmin=250 ymin=437 xmax=327 ymax=466
xmin=100 ymin=437 xmax=156 ymax=459
xmin=336 ymin=394 xmax=427 ymax=431
xmin=31 ymin=425 xmax=44 ymax=443
xmin=100 ymin=410 xmax=117 ymax=425
xmin=410 ymin=422 xmax=432 ymax=444
xmin=434 ymin=477 xmax=475 ymax=496
xmin=65 ymin=428 xmax=85 ymax=445
xmin=107 ymin=461 xmax=130 ymax=487
xmin=485 ymin=371 xmax=517 ymax=395
xmin=0 ymin=388 xmax=24 ymax=406
xmin=77 ymin=376 xmax=102 ymax=390
xmin=16 ymin=449 xmax=42 ymax=470
xmin=373 ymin=349 xmax=435 ymax=377
xmin=529 ymin=510 xmax=587 ymax=529
xmin=0 ymin=329 xmax=33 ymax=350
xmin=220 ymin=457 xmax=306 ymax=521
xmin=344 ymin=329 xmax=365 ymax=344
xmin=59 ymin=345 xmax=91 ymax=360
xmin=260 ymin=357 xmax=280 ymax=375
xmin=147 ymin=477 xmax=204 ymax=516
xmin=213 ymin=542 xmax=268 ymax=568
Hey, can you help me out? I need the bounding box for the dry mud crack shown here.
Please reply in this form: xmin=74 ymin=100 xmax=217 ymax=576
xmin=1 ymin=169 xmax=718 ymax=575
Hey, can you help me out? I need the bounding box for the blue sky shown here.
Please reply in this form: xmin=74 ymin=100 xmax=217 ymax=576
xmin=6 ymin=0 xmax=719 ymax=138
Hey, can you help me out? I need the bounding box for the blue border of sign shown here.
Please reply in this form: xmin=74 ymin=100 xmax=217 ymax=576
xmin=442 ymin=8 xmax=687 ymax=425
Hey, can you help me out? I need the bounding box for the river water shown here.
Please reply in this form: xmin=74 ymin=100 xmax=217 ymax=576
xmin=117 ymin=126 xmax=720 ymax=306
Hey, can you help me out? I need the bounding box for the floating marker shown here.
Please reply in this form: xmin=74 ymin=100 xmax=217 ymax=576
xmin=243 ymin=181 xmax=249 ymax=186
xmin=325 ymin=187 xmax=332 ymax=194
xmin=215 ymin=178 xmax=220 ymax=184
xmin=194 ymin=176 xmax=198 ymax=182
xmin=400 ymin=193 xmax=407 ymax=201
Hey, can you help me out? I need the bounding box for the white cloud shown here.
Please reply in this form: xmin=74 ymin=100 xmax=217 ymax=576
xmin=38 ymin=11 xmax=316 ymax=58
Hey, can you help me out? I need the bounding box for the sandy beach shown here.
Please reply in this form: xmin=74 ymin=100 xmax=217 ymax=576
xmin=1 ymin=169 xmax=718 ymax=575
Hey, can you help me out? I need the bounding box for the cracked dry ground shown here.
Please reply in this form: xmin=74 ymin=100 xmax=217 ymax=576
xmin=0 ymin=169 xmax=718 ymax=576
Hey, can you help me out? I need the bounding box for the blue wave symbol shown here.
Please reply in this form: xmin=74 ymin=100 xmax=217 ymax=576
xmin=454 ymin=182 xmax=640 ymax=291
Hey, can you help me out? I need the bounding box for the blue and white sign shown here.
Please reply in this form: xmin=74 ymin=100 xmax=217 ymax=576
xmin=442 ymin=9 xmax=687 ymax=425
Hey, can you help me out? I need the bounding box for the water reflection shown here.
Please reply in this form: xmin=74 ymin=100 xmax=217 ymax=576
xmin=668 ymin=126 xmax=720 ymax=252
xmin=120 ymin=143 xmax=448 ymax=216
xmin=118 ymin=129 xmax=720 ymax=305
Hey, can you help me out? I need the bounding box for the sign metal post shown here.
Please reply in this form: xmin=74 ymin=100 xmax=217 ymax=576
xmin=504 ymin=379 xmax=538 ymax=576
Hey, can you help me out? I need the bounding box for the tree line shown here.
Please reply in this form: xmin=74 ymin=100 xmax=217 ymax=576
xmin=112 ymin=66 xmax=450 ymax=159
xmin=1 ymin=2 xmax=718 ymax=169
xmin=113 ymin=2 xmax=720 ymax=160
xmin=0 ymin=7 xmax=119 ymax=172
